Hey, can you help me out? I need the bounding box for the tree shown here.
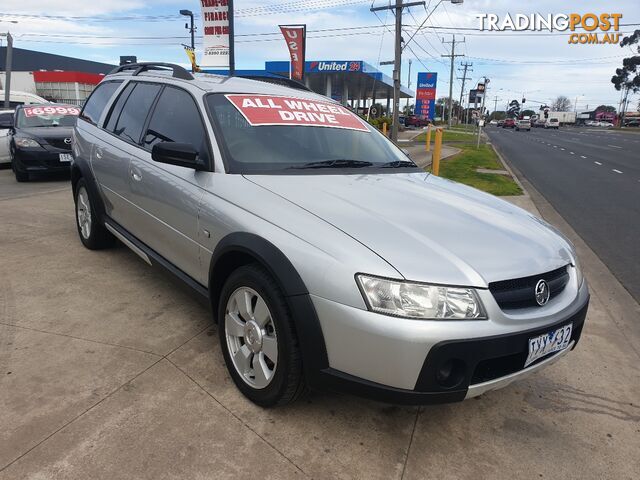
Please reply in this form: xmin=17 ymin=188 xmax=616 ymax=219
xmin=521 ymin=109 xmax=536 ymax=118
xmin=551 ymin=95 xmax=572 ymax=112
xmin=595 ymin=105 xmax=616 ymax=113
xmin=489 ymin=111 xmax=506 ymax=121
xmin=611 ymin=30 xmax=640 ymax=94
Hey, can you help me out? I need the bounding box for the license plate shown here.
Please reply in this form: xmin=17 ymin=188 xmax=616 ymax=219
xmin=524 ymin=323 xmax=572 ymax=367
xmin=59 ymin=153 xmax=73 ymax=163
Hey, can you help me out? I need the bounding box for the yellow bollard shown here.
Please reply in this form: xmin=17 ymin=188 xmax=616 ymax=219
xmin=382 ymin=122 xmax=387 ymax=137
xmin=432 ymin=128 xmax=443 ymax=176
xmin=425 ymin=125 xmax=432 ymax=152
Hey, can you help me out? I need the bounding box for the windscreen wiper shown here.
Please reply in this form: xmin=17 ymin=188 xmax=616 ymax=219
xmin=291 ymin=159 xmax=374 ymax=169
xmin=379 ymin=160 xmax=417 ymax=168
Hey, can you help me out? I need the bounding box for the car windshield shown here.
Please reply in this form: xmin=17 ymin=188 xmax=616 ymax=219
xmin=206 ymin=94 xmax=415 ymax=173
xmin=16 ymin=106 xmax=80 ymax=128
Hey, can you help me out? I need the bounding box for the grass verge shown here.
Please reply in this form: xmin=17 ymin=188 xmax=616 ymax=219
xmin=414 ymin=129 xmax=477 ymax=143
xmin=437 ymin=143 xmax=522 ymax=196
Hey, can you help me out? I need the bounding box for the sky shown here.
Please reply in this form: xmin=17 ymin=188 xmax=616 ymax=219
xmin=1 ymin=0 xmax=639 ymax=113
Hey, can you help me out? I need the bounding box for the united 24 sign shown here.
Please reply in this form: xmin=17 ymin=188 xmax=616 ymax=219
xmin=307 ymin=61 xmax=362 ymax=72
xmin=414 ymin=72 xmax=437 ymax=120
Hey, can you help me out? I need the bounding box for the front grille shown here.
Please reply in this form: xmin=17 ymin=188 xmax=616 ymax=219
xmin=489 ymin=265 xmax=570 ymax=310
xmin=44 ymin=138 xmax=72 ymax=150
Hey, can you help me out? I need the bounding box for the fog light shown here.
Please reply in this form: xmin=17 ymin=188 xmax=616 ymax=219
xmin=435 ymin=359 xmax=466 ymax=388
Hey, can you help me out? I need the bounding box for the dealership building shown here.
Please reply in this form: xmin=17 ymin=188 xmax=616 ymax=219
xmin=0 ymin=47 xmax=115 ymax=105
xmin=206 ymin=60 xmax=414 ymax=113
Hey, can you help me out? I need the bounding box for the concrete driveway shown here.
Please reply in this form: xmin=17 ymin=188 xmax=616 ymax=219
xmin=1 ymin=169 xmax=639 ymax=479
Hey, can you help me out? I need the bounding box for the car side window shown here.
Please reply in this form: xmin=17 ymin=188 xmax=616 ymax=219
xmin=142 ymin=86 xmax=209 ymax=164
xmin=110 ymin=83 xmax=161 ymax=145
xmin=79 ymin=81 xmax=123 ymax=125
xmin=0 ymin=112 xmax=13 ymax=125
xmin=104 ymin=82 xmax=135 ymax=132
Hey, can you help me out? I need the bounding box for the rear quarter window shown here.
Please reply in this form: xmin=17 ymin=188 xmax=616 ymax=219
xmin=79 ymin=81 xmax=123 ymax=125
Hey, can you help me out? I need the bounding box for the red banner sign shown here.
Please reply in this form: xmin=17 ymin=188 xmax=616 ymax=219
xmin=279 ymin=25 xmax=306 ymax=81
xmin=23 ymin=106 xmax=80 ymax=117
xmin=225 ymin=94 xmax=370 ymax=132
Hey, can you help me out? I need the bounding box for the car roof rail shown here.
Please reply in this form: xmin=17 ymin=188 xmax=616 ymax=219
xmin=237 ymin=75 xmax=312 ymax=92
xmin=108 ymin=62 xmax=194 ymax=81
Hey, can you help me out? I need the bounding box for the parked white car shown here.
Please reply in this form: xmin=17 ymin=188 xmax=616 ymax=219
xmin=0 ymin=90 xmax=49 ymax=108
xmin=0 ymin=109 xmax=14 ymax=165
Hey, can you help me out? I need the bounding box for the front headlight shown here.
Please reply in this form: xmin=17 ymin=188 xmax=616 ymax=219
xmin=356 ymin=274 xmax=486 ymax=320
xmin=14 ymin=137 xmax=41 ymax=148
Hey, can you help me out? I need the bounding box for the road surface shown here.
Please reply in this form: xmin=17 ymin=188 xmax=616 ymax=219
xmin=486 ymin=126 xmax=640 ymax=302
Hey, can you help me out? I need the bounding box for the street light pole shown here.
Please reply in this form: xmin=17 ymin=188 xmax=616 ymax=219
xmin=477 ymin=77 xmax=489 ymax=148
xmin=179 ymin=9 xmax=195 ymax=50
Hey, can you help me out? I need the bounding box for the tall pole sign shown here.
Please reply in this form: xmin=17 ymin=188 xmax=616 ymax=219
xmin=414 ymin=72 xmax=437 ymax=121
xmin=200 ymin=0 xmax=235 ymax=74
xmin=278 ymin=25 xmax=306 ymax=81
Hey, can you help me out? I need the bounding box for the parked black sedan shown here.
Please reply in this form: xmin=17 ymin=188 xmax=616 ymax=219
xmin=9 ymin=104 xmax=80 ymax=182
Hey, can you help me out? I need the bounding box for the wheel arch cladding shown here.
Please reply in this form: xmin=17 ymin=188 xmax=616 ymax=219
xmin=209 ymin=232 xmax=329 ymax=386
xmin=71 ymin=157 xmax=108 ymax=220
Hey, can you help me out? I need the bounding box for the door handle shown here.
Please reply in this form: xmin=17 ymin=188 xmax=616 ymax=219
xmin=130 ymin=167 xmax=142 ymax=182
xmin=95 ymin=148 xmax=103 ymax=160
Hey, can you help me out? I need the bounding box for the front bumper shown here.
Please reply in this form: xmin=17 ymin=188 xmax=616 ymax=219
xmin=311 ymin=280 xmax=589 ymax=404
xmin=13 ymin=148 xmax=72 ymax=174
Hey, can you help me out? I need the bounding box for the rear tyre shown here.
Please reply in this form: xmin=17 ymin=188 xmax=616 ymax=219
xmin=218 ymin=264 xmax=306 ymax=407
xmin=74 ymin=178 xmax=115 ymax=250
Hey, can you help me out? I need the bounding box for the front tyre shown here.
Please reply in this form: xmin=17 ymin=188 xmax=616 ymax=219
xmin=74 ymin=178 xmax=114 ymax=250
xmin=218 ymin=264 xmax=306 ymax=407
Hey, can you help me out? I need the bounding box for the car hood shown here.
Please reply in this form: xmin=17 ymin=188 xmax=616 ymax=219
xmin=245 ymin=172 xmax=574 ymax=287
xmin=17 ymin=127 xmax=74 ymax=139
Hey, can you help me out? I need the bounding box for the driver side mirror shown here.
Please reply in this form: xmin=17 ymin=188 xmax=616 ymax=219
xmin=151 ymin=142 xmax=205 ymax=171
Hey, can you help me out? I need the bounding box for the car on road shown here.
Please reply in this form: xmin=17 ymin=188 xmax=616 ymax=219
xmin=497 ymin=119 xmax=505 ymax=127
xmin=489 ymin=120 xmax=498 ymax=126
xmin=515 ymin=119 xmax=531 ymax=131
xmin=544 ymin=118 xmax=560 ymax=129
xmin=624 ymin=119 xmax=640 ymax=127
xmin=503 ymin=118 xmax=516 ymax=128
xmin=9 ymin=104 xmax=80 ymax=182
xmin=404 ymin=114 xmax=430 ymax=128
xmin=0 ymin=109 xmax=14 ymax=166
xmin=71 ymin=63 xmax=589 ymax=407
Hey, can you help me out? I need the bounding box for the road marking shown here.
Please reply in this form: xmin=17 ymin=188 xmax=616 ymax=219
xmin=612 ymin=169 xmax=623 ymax=174
xmin=553 ymin=145 xmax=558 ymax=148
xmin=580 ymin=155 xmax=587 ymax=159
xmin=570 ymin=152 xmax=575 ymax=155
xmin=607 ymin=145 xmax=622 ymax=149
xmin=594 ymin=161 xmax=602 ymax=165
xmin=560 ymin=148 xmax=565 ymax=151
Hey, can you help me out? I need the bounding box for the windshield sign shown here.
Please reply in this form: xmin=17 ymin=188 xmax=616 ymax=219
xmin=225 ymin=94 xmax=370 ymax=132
xmin=23 ymin=106 xmax=80 ymax=118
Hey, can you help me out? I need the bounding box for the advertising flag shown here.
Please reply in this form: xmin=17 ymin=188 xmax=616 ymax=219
xmin=414 ymin=72 xmax=437 ymax=120
xmin=279 ymin=25 xmax=306 ymax=81
xmin=200 ymin=0 xmax=233 ymax=69
xmin=183 ymin=45 xmax=201 ymax=72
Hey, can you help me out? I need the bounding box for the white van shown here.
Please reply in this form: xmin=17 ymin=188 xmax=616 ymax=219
xmin=0 ymin=90 xmax=49 ymax=108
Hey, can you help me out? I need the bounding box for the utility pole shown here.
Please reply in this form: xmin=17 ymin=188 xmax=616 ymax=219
xmin=406 ymin=59 xmax=412 ymax=114
xmin=2 ymin=31 xmax=12 ymax=109
xmin=371 ymin=0 xmax=424 ymax=142
xmin=442 ymin=35 xmax=465 ymax=128
xmin=493 ymin=95 xmax=499 ymax=117
xmin=457 ymin=61 xmax=472 ymax=125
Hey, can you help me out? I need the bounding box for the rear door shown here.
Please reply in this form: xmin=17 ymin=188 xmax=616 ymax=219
xmin=91 ymin=81 xmax=161 ymax=228
xmin=127 ymin=85 xmax=210 ymax=281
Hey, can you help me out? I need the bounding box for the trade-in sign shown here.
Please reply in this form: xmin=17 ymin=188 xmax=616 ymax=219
xmin=415 ymin=72 xmax=437 ymax=120
xmin=225 ymin=94 xmax=370 ymax=132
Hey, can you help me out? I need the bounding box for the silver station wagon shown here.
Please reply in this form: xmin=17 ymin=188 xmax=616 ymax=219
xmin=71 ymin=63 xmax=589 ymax=406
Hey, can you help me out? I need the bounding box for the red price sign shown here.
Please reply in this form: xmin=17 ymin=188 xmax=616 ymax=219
xmin=23 ymin=106 xmax=80 ymax=117
xmin=226 ymin=94 xmax=370 ymax=132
